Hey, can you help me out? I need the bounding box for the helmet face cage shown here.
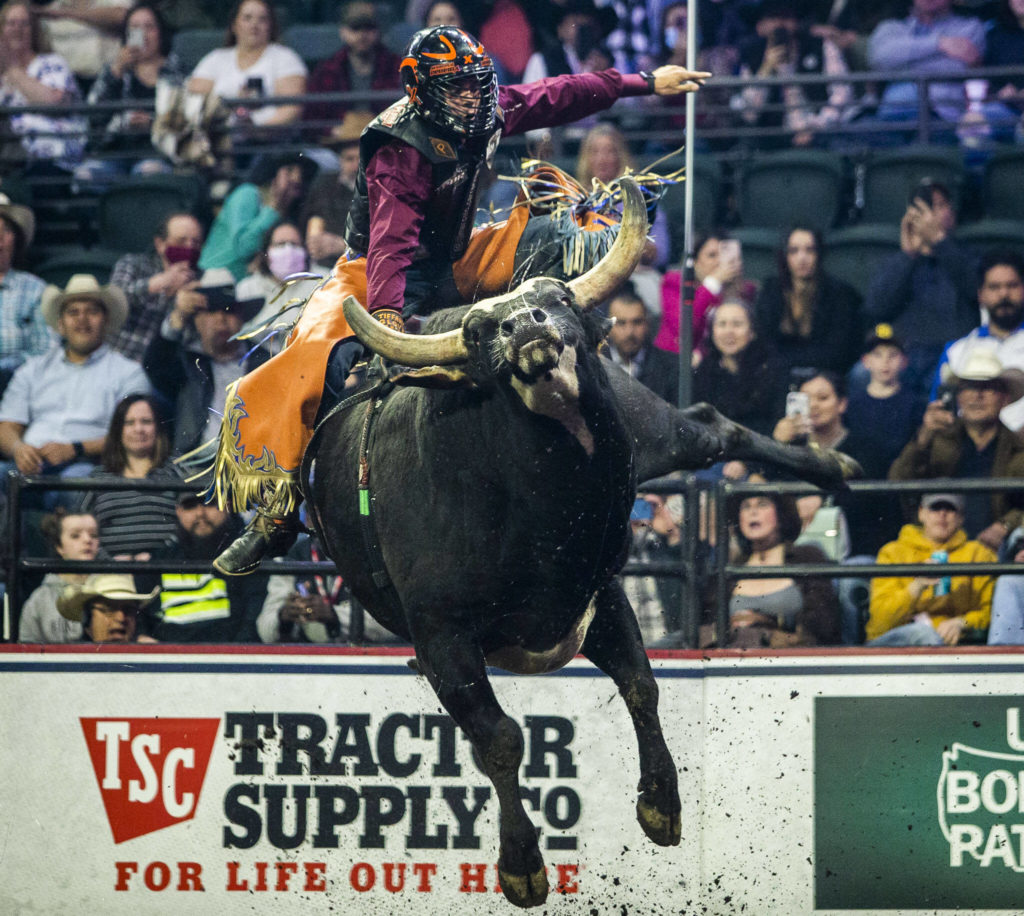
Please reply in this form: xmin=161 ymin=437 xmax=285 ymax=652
xmin=402 ymin=27 xmax=498 ymax=138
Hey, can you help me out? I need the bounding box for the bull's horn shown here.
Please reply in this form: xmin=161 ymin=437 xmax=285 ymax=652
xmin=342 ymin=297 xmax=469 ymax=367
xmin=567 ymin=176 xmax=648 ymax=311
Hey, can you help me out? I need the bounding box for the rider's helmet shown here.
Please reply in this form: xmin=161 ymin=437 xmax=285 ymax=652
xmin=400 ymin=26 xmax=498 ymax=139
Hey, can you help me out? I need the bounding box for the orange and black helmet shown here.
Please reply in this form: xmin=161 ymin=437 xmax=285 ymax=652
xmin=400 ymin=26 xmax=498 ymax=138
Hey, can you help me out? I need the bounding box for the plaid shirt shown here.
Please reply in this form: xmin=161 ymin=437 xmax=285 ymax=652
xmin=0 ymin=270 xmax=54 ymax=372
xmin=109 ymin=252 xmax=174 ymax=363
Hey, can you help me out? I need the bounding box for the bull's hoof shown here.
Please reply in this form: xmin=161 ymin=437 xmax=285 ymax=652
xmin=637 ymin=796 xmax=681 ymax=847
xmin=498 ymin=865 xmax=549 ymax=908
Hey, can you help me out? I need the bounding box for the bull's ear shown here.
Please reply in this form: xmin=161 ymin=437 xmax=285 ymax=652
xmin=389 ymin=366 xmax=475 ymax=389
xmin=584 ymin=313 xmax=615 ymax=349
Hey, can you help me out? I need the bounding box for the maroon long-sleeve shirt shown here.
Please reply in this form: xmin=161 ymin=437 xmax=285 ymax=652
xmin=364 ymin=70 xmax=650 ymax=313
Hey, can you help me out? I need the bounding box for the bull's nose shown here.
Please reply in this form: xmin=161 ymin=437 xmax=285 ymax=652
xmin=500 ymin=308 xmax=550 ymax=337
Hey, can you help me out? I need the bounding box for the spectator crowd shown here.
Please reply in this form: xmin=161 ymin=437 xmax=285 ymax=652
xmin=1 ymin=0 xmax=1024 ymax=649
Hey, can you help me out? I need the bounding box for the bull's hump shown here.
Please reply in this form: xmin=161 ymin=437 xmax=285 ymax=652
xmin=510 ymin=345 xmax=594 ymax=455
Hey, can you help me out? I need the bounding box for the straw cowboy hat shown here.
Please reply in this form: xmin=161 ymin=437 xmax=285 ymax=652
xmin=940 ymin=347 xmax=1024 ymax=404
xmin=57 ymin=574 xmax=160 ymax=622
xmin=0 ymin=193 xmax=35 ymax=248
xmin=40 ymin=274 xmax=129 ymax=334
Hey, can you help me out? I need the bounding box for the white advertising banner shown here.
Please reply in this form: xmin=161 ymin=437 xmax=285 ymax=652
xmin=3 ymin=647 xmax=1024 ymax=915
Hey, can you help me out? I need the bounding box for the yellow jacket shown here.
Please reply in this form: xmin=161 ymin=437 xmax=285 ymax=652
xmin=866 ymin=525 xmax=996 ymax=641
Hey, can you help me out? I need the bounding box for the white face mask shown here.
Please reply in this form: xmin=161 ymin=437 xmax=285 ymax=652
xmin=267 ymin=242 xmax=307 ymax=280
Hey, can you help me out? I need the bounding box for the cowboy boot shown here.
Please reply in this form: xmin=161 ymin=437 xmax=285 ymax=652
xmin=213 ymin=511 xmax=302 ymax=577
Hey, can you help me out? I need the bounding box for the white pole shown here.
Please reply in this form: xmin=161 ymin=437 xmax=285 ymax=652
xmin=676 ymin=0 xmax=698 ymax=408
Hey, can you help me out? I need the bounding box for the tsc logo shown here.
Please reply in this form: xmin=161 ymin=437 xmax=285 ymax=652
xmin=81 ymin=718 xmax=220 ymax=843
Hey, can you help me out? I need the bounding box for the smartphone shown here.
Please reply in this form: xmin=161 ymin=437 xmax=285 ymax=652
xmin=719 ymin=238 xmax=741 ymax=266
xmin=786 ymin=391 xmax=810 ymax=418
xmin=939 ymin=386 xmax=956 ymax=412
xmin=127 ymin=26 xmax=146 ymax=49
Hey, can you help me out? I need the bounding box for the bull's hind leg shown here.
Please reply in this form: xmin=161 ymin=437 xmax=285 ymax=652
xmin=582 ymin=581 xmax=681 ymax=847
xmin=412 ymin=626 xmax=548 ymax=908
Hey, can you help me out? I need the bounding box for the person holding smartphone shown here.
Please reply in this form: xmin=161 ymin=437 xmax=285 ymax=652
xmin=77 ymin=2 xmax=182 ymax=187
xmin=187 ymin=0 xmax=306 ymax=135
xmin=864 ymin=178 xmax=978 ymax=400
xmin=734 ymin=0 xmax=853 ymax=149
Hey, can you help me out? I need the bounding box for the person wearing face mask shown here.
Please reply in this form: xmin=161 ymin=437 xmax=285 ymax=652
xmin=931 ymin=251 xmax=1024 ymax=432
xmin=109 ymin=212 xmax=205 ymax=362
xmin=236 ymin=221 xmax=319 ymax=354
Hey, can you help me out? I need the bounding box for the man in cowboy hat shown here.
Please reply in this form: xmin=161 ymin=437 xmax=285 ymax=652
xmin=143 ymin=268 xmax=268 ymax=456
xmin=0 ymin=274 xmax=149 ymax=490
xmin=890 ymin=347 xmax=1024 ymax=551
xmin=57 ymin=573 xmax=158 ymax=644
xmin=0 ymin=194 xmax=53 ymax=395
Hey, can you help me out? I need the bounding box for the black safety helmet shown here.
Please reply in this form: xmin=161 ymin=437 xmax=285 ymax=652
xmin=400 ymin=26 xmax=498 ymax=138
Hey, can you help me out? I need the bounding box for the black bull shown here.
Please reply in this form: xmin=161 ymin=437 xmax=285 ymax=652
xmin=300 ymin=182 xmax=855 ymax=907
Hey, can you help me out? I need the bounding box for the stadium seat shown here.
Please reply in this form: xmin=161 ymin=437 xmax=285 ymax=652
xmin=982 ymin=147 xmax=1024 ymax=221
xmin=282 ymin=23 xmax=343 ymax=68
xmin=956 ymin=219 xmax=1024 ymax=258
xmin=32 ymin=247 xmax=121 ymax=287
xmin=171 ymin=28 xmax=224 ymax=72
xmin=730 ymin=226 xmax=780 ymax=286
xmin=824 ymin=223 xmax=901 ymax=299
xmin=860 ymin=145 xmax=964 ymax=224
xmin=96 ymin=177 xmax=201 ymax=254
xmin=658 ymin=155 xmax=722 ymax=262
xmin=736 ymin=149 xmax=846 ymax=233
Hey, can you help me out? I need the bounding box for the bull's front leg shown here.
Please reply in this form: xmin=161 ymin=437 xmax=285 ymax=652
xmin=582 ymin=580 xmax=681 ymax=847
xmin=411 ymin=625 xmax=548 ymax=908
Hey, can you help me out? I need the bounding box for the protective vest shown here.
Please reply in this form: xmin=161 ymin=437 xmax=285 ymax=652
xmin=159 ymin=573 xmax=231 ymax=625
xmin=344 ymin=98 xmax=504 ymax=262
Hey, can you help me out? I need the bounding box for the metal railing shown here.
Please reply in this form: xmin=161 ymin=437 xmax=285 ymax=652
xmin=7 ymin=471 xmax=1024 ymax=649
xmin=710 ymin=477 xmax=1024 ymax=647
xmin=3 ymin=64 xmax=1022 ymax=185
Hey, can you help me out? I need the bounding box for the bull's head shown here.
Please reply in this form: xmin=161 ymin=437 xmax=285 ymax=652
xmin=342 ymin=177 xmax=649 ymax=390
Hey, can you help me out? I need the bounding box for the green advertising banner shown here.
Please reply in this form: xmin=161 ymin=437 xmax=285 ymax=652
xmin=815 ymin=695 xmax=1024 ymax=910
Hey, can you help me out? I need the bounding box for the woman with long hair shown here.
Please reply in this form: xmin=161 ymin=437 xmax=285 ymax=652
xmin=693 ymin=300 xmax=788 ymax=437
xmin=574 ymin=123 xmax=668 ymax=268
xmin=18 ymin=509 xmax=99 ymax=643
xmin=80 ymin=394 xmax=181 ymax=560
xmin=755 ymin=225 xmax=862 ymax=376
xmin=721 ymin=491 xmax=840 ymax=648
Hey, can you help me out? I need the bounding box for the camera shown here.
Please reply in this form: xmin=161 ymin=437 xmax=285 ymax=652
xmin=938 ymin=385 xmax=956 ymax=412
xmin=245 ymin=76 xmax=265 ymax=96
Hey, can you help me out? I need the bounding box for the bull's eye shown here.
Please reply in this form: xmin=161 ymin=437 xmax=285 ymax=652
xmin=467 ymin=326 xmax=481 ymax=346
